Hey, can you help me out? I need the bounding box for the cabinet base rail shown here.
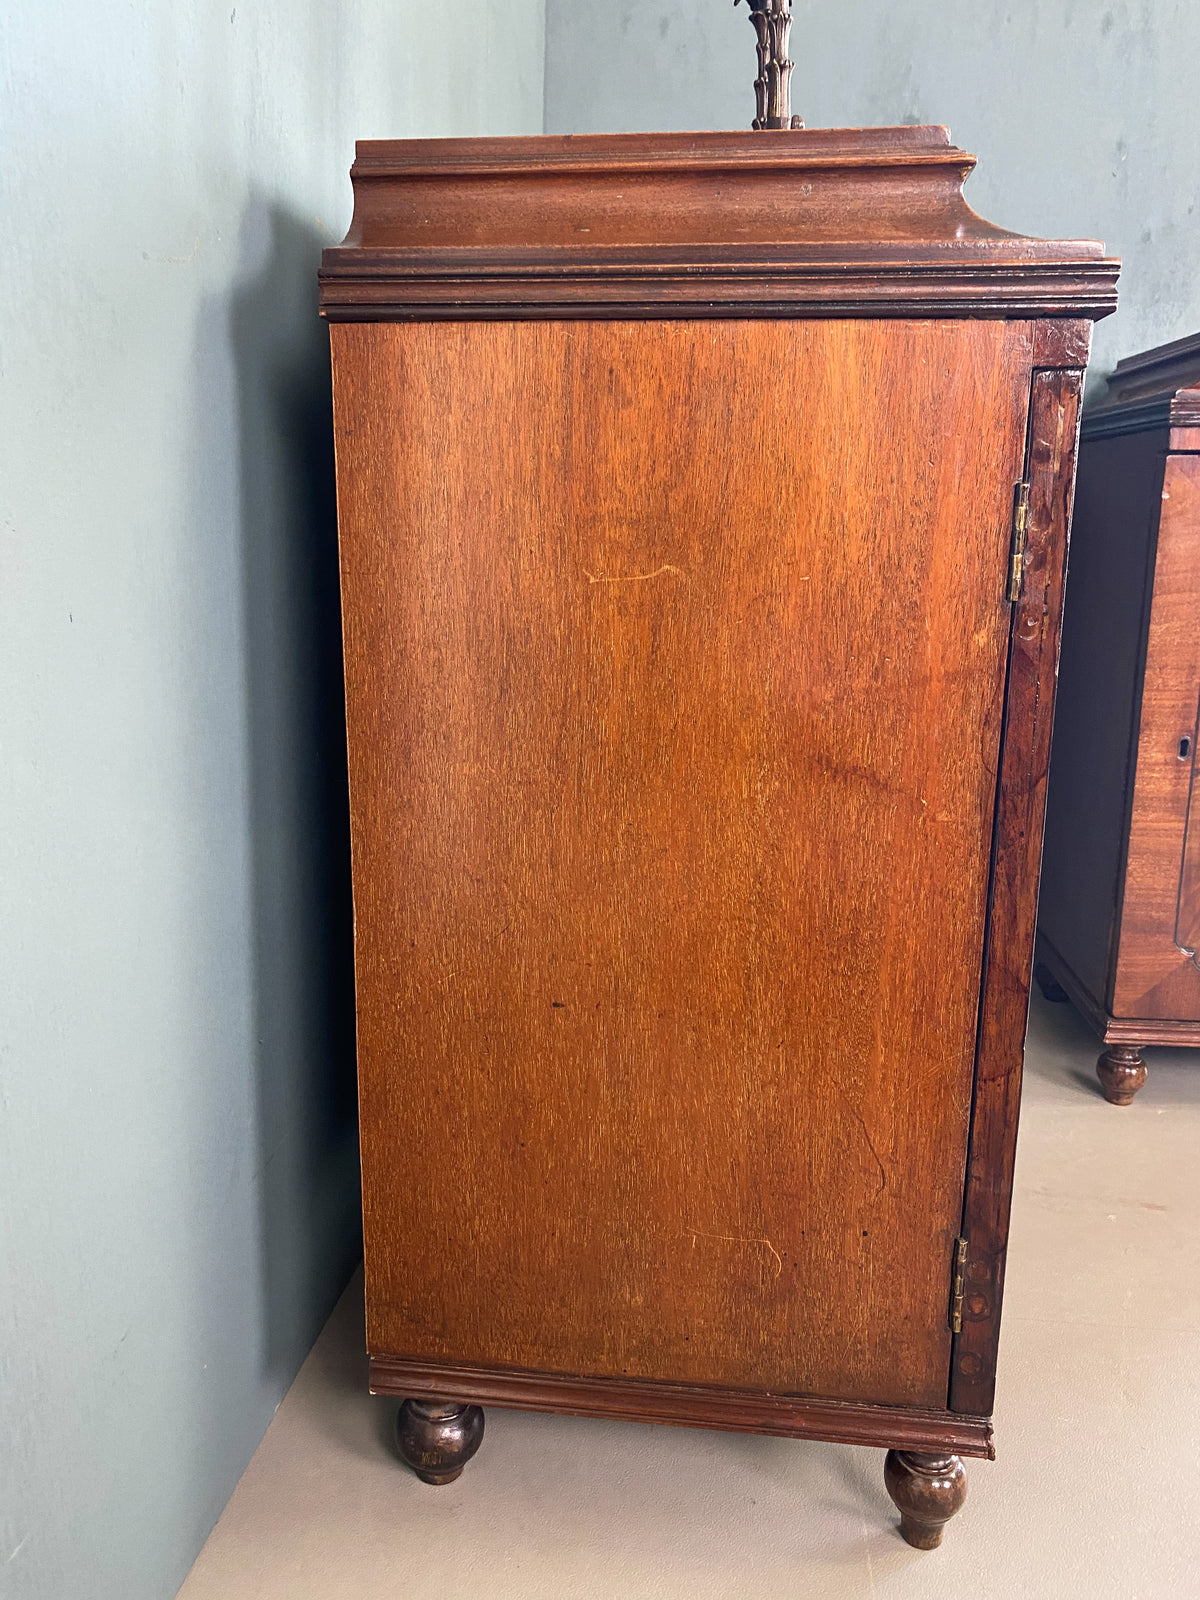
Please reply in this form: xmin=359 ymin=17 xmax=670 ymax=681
xmin=370 ymin=1354 xmax=993 ymax=1459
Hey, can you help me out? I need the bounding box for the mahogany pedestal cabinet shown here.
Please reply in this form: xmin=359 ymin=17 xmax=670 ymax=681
xmin=1037 ymin=333 xmax=1200 ymax=1105
xmin=318 ymin=128 xmax=1117 ymax=1546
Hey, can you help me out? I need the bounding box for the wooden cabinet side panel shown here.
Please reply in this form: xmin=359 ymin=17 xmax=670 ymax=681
xmin=1037 ymin=429 xmax=1165 ymax=1007
xmin=332 ymin=318 xmax=1034 ymax=1411
xmin=1112 ymin=453 xmax=1200 ymax=1018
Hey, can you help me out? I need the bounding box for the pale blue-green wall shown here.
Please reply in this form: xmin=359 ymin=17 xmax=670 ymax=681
xmin=0 ymin=5 xmax=543 ymax=1598
xmin=544 ymin=0 xmax=1200 ymax=382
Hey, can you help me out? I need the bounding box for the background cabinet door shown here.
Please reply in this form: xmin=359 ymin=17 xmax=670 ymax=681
xmin=1113 ymin=453 xmax=1200 ymax=1018
xmin=332 ymin=317 xmax=1033 ymax=1409
xmin=1176 ymin=731 xmax=1200 ymax=963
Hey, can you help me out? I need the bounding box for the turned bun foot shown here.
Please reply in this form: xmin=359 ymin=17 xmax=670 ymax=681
xmin=884 ymin=1450 xmax=967 ymax=1549
xmin=395 ymin=1398 xmax=485 ymax=1485
xmin=1096 ymin=1044 xmax=1147 ymax=1106
xmin=1033 ymin=961 xmax=1069 ymax=1003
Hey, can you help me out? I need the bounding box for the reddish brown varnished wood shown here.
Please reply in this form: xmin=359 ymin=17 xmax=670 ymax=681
xmin=370 ymin=1355 xmax=996 ymax=1459
xmin=1032 ymin=319 xmax=1092 ymax=370
xmin=325 ymin=127 xmax=1114 ymax=1513
xmin=334 ymin=316 xmax=1034 ymax=1410
xmin=317 ymin=130 xmax=1118 ymax=322
xmin=1034 ymin=934 xmax=1200 ymax=1048
xmin=884 ymin=1450 xmax=968 ymax=1548
xmin=1102 ymin=1017 xmax=1200 ymax=1046
xmin=1038 ymin=330 xmax=1200 ymax=1091
xmin=1111 ymin=452 xmax=1200 ymax=1019
xmin=1101 ymin=330 xmax=1200 ymax=411
xmin=1096 ymin=1045 xmax=1148 ymax=1106
xmin=950 ymin=364 xmax=1086 ymax=1416
xmin=1177 ymin=705 xmax=1200 ymax=958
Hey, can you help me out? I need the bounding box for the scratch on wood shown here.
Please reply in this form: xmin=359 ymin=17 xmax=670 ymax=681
xmin=685 ymin=1227 xmax=783 ymax=1278
xmin=585 ymin=564 xmax=685 ymax=585
xmin=834 ymin=1087 xmax=888 ymax=1194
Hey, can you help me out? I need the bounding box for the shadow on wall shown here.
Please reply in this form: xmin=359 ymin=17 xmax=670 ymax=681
xmin=231 ymin=199 xmax=362 ymax=1381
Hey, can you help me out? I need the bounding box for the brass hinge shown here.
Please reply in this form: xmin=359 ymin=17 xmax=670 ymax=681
xmin=1008 ymin=481 xmax=1031 ymax=602
xmin=950 ymin=1236 xmax=968 ymax=1333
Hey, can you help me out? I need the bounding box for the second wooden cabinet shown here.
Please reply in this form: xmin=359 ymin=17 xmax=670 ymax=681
xmin=1038 ymin=333 xmax=1200 ymax=1103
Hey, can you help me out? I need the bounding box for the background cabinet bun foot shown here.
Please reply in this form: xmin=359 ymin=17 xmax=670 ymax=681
xmin=883 ymin=1449 xmax=968 ymax=1548
xmin=1096 ymin=1044 xmax=1148 ymax=1105
xmin=395 ymin=1399 xmax=485 ymax=1485
xmin=1034 ymin=962 xmax=1070 ymax=1003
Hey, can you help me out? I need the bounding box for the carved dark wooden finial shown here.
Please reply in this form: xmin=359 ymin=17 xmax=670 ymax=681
xmin=735 ymin=0 xmax=804 ymax=130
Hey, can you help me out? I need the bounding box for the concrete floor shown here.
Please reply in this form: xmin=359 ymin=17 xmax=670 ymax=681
xmin=177 ymin=993 xmax=1200 ymax=1599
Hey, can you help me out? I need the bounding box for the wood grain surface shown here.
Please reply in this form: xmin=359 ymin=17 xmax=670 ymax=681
xmin=368 ymin=1353 xmax=996 ymax=1458
xmin=332 ymin=317 xmax=1035 ymax=1409
xmin=1034 ymin=931 xmax=1200 ymax=1048
xmin=1112 ymin=453 xmax=1200 ymax=1017
xmin=318 ymin=130 xmax=1118 ymax=322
